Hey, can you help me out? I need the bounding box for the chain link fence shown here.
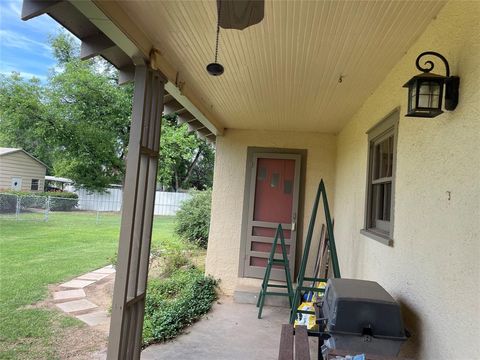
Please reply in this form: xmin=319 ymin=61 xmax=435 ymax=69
xmin=0 ymin=191 xmax=190 ymax=223
xmin=0 ymin=193 xmax=77 ymax=222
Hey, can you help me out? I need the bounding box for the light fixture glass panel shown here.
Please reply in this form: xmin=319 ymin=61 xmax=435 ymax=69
xmin=418 ymin=94 xmax=432 ymax=108
xmin=418 ymin=82 xmax=432 ymax=95
xmin=410 ymin=89 xmax=417 ymax=111
xmin=430 ymin=95 xmax=440 ymax=108
xmin=418 ymin=81 xmax=441 ymax=108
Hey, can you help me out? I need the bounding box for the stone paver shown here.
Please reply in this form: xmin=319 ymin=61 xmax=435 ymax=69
xmin=53 ymin=289 xmax=86 ymax=301
xmin=60 ymin=279 xmax=95 ymax=288
xmin=56 ymin=299 xmax=98 ymax=313
xmin=53 ymin=265 xmax=115 ymax=333
xmin=93 ymin=266 xmax=116 ymax=275
xmin=76 ymin=310 xmax=110 ymax=326
xmin=77 ymin=272 xmax=111 ymax=281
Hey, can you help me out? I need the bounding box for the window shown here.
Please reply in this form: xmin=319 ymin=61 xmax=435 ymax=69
xmin=31 ymin=179 xmax=39 ymax=191
xmin=362 ymin=110 xmax=399 ymax=245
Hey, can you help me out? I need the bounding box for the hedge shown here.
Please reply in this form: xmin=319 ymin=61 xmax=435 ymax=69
xmin=0 ymin=191 xmax=79 ymax=212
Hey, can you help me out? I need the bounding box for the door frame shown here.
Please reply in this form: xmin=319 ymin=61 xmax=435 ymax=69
xmin=238 ymin=147 xmax=307 ymax=279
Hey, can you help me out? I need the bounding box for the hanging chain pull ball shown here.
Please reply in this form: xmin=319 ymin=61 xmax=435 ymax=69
xmin=206 ymin=0 xmax=224 ymax=76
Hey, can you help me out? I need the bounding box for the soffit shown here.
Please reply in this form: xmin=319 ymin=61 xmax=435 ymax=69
xmin=21 ymin=0 xmax=218 ymax=143
xmin=114 ymin=1 xmax=445 ymax=133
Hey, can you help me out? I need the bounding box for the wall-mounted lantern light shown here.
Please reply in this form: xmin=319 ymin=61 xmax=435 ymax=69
xmin=403 ymin=51 xmax=459 ymax=118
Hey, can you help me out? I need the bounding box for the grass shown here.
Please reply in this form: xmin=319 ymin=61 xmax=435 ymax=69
xmin=0 ymin=212 xmax=184 ymax=359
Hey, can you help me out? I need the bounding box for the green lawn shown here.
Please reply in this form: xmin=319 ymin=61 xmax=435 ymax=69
xmin=0 ymin=212 xmax=182 ymax=359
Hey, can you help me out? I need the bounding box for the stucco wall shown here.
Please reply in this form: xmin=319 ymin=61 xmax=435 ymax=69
xmin=206 ymin=129 xmax=336 ymax=294
xmin=332 ymin=2 xmax=479 ymax=359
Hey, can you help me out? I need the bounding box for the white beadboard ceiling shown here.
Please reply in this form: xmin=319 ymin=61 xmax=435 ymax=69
xmin=115 ymin=0 xmax=445 ymax=134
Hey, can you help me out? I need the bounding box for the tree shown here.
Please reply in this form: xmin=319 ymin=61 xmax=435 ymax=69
xmin=48 ymin=60 xmax=132 ymax=190
xmin=0 ymin=33 xmax=133 ymax=191
xmin=0 ymin=73 xmax=54 ymax=168
xmin=0 ymin=31 xmax=214 ymax=192
xmin=158 ymin=116 xmax=214 ymax=191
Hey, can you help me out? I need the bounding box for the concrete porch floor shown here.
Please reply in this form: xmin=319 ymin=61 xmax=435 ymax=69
xmin=141 ymin=296 xmax=318 ymax=360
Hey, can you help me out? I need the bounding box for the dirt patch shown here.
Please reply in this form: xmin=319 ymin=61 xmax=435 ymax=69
xmin=30 ymin=274 xmax=115 ymax=359
xmin=52 ymin=319 xmax=108 ymax=360
xmin=30 ymin=249 xmax=206 ymax=359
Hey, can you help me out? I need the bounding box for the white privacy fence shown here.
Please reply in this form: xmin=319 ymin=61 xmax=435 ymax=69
xmin=0 ymin=189 xmax=190 ymax=222
xmin=75 ymin=188 xmax=190 ymax=216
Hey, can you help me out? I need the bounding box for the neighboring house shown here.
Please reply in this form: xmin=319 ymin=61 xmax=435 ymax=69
xmin=23 ymin=1 xmax=479 ymax=359
xmin=0 ymin=148 xmax=47 ymax=192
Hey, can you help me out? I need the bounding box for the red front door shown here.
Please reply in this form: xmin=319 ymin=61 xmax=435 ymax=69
xmin=244 ymin=153 xmax=301 ymax=280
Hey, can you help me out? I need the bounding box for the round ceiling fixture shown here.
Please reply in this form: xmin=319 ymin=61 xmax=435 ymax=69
xmin=206 ymin=62 xmax=224 ymax=76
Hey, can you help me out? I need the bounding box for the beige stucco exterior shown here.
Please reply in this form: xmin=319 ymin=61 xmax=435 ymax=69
xmin=0 ymin=150 xmax=46 ymax=192
xmin=332 ymin=2 xmax=480 ymax=358
xmin=206 ymin=1 xmax=479 ymax=358
xmin=206 ymin=129 xmax=337 ymax=294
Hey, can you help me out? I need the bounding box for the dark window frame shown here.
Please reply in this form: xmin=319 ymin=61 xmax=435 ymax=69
xmin=361 ymin=109 xmax=399 ymax=246
xmin=31 ymin=179 xmax=39 ymax=191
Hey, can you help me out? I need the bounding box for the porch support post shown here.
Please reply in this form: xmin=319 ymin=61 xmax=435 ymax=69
xmin=107 ymin=64 xmax=165 ymax=360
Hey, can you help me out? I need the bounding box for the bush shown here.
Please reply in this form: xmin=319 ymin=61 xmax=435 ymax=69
xmin=143 ymin=267 xmax=218 ymax=345
xmin=47 ymin=192 xmax=78 ymax=211
xmin=175 ymin=190 xmax=212 ymax=248
xmin=163 ymin=251 xmax=190 ymax=276
xmin=0 ymin=193 xmax=18 ymax=213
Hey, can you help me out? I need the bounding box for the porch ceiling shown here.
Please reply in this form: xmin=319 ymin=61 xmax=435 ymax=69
xmin=104 ymin=0 xmax=445 ymax=134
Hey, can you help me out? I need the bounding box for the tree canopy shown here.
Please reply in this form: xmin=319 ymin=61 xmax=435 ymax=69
xmin=0 ymin=32 xmax=214 ymax=192
xmin=159 ymin=116 xmax=214 ymax=191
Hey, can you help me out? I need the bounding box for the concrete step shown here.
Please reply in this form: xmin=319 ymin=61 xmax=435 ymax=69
xmin=233 ymin=283 xmax=292 ymax=308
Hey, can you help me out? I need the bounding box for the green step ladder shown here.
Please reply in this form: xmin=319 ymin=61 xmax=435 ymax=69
xmin=256 ymin=224 xmax=294 ymax=319
xmin=289 ymin=179 xmax=341 ymax=325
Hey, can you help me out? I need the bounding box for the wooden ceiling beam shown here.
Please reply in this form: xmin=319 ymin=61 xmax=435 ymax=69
xmin=21 ymin=0 xmax=62 ymax=20
xmin=80 ymin=32 xmax=116 ymax=60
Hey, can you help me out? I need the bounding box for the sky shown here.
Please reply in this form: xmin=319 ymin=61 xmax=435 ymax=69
xmin=0 ymin=0 xmax=61 ymax=81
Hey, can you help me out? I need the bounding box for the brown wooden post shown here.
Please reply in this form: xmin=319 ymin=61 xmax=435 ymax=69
xmin=107 ymin=64 xmax=165 ymax=359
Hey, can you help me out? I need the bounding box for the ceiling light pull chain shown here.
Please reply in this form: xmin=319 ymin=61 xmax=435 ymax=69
xmin=206 ymin=0 xmax=224 ymax=76
xmin=214 ymin=0 xmax=222 ymax=63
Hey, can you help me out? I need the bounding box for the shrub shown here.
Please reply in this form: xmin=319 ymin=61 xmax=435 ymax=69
xmin=1 ymin=191 xmax=79 ymax=211
xmin=143 ymin=267 xmax=218 ymax=345
xmin=0 ymin=193 xmax=18 ymax=213
xmin=47 ymin=192 xmax=78 ymax=211
xmin=163 ymin=251 xmax=190 ymax=276
xmin=175 ymin=189 xmax=212 ymax=248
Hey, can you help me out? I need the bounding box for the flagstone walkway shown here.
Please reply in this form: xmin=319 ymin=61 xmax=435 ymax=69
xmin=53 ymin=265 xmax=115 ymax=328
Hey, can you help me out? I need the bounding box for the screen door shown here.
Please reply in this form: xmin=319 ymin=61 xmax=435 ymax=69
xmin=243 ymin=153 xmax=301 ymax=280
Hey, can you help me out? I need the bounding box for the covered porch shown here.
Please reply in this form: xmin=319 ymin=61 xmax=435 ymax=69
xmin=21 ymin=0 xmax=479 ymax=359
